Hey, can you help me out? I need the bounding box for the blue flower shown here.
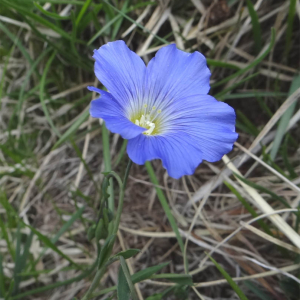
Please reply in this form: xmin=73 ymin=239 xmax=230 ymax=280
xmin=89 ymin=41 xmax=238 ymax=179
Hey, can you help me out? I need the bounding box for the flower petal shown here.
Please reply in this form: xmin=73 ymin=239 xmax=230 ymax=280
xmin=89 ymin=87 xmax=145 ymax=139
xmin=162 ymin=94 xmax=238 ymax=161
xmin=127 ymin=95 xmax=237 ymax=178
xmin=127 ymin=133 xmax=203 ymax=179
xmin=93 ymin=40 xmax=146 ymax=110
xmin=144 ymin=44 xmax=211 ymax=109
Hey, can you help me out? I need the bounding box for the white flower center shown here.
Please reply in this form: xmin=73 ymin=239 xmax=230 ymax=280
xmin=132 ymin=105 xmax=162 ymax=136
xmin=135 ymin=114 xmax=156 ymax=135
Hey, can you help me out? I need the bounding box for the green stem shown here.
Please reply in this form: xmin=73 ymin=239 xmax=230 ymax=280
xmin=113 ymin=159 xmax=132 ymax=235
xmin=81 ymin=267 xmax=106 ymax=300
xmin=81 ymin=160 xmax=132 ymax=300
xmin=145 ymin=162 xmax=186 ymax=268
xmin=102 ymin=122 xmax=114 ymax=213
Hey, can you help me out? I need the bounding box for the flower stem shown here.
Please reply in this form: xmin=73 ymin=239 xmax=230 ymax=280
xmin=81 ymin=159 xmax=133 ymax=300
xmin=113 ymin=159 xmax=132 ymax=235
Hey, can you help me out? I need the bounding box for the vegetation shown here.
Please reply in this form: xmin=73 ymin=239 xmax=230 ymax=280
xmin=0 ymin=0 xmax=299 ymax=299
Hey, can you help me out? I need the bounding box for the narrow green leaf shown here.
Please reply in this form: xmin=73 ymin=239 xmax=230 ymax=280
xmin=0 ymin=213 xmax=15 ymax=259
xmin=207 ymin=59 xmax=241 ymax=70
xmin=17 ymin=48 xmax=50 ymax=133
xmin=270 ymin=74 xmax=300 ymax=160
xmin=33 ymin=2 xmax=71 ymax=20
xmin=32 ymin=206 xmax=86 ymax=269
xmin=284 ymin=0 xmax=297 ymax=57
xmin=114 ymin=249 xmax=140 ymax=260
xmin=113 ymin=140 xmax=128 ymax=168
xmin=145 ymin=162 xmax=185 ymax=257
xmin=244 ymin=281 xmax=273 ymax=300
xmin=2 ymin=0 xmax=75 ymax=41
xmin=117 ymin=259 xmax=130 ymax=300
xmin=119 ymin=256 xmax=138 ymax=300
xmin=145 ymin=294 xmax=163 ymax=300
xmin=88 ymin=14 xmax=123 ymax=45
xmin=215 ymin=72 xmax=259 ymax=100
xmin=52 ymin=108 xmax=89 ymax=149
xmin=11 ymin=262 xmax=97 ymax=300
xmin=70 ymin=140 xmax=99 ymax=192
xmin=111 ymin=0 xmax=129 ymax=40
xmin=23 ymin=224 xmax=82 ymax=270
xmin=90 ymin=264 xmax=174 ymax=298
xmin=224 ymin=182 xmax=272 ymax=235
xmin=19 ymin=231 xmax=34 ymax=276
xmin=212 ymin=28 xmax=275 ymax=88
xmin=12 ymin=224 xmax=22 ymax=294
xmin=131 ymin=262 xmax=169 ymax=283
xmin=222 ymin=92 xmax=287 ymax=100
xmin=282 ymin=136 xmax=298 ymax=179
xmin=209 ymin=255 xmax=249 ymax=300
xmin=98 ymin=235 xmax=116 ymax=267
xmin=0 ymin=44 xmax=14 ymax=110
xmin=246 ymin=0 xmax=262 ymax=53
xmin=0 ymin=254 xmax=6 ymax=297
xmin=101 ymin=0 xmax=168 ymax=46
xmin=75 ymin=0 xmax=93 ymax=25
xmin=0 ymin=22 xmax=34 ymax=65
xmin=39 ymin=51 xmax=61 ymax=138
xmin=18 ymin=0 xmax=86 ymax=4
xmin=236 ymin=110 xmax=259 ymax=136
xmin=77 ymin=4 xmax=103 ymax=34
xmin=52 ymin=206 xmax=85 ymax=243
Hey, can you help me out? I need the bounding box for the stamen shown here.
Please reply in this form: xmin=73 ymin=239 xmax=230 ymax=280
xmin=133 ymin=106 xmax=162 ymax=135
xmin=135 ymin=113 xmax=156 ymax=135
xmin=144 ymin=123 xmax=155 ymax=135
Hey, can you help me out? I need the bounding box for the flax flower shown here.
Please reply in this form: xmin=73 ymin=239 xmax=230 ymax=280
xmin=89 ymin=41 xmax=237 ymax=178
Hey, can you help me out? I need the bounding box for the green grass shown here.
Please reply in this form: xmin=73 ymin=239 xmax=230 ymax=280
xmin=0 ymin=1 xmax=299 ymax=300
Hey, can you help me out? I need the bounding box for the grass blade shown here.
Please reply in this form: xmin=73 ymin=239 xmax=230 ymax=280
xmin=224 ymin=182 xmax=272 ymax=235
xmin=270 ymin=74 xmax=300 ymax=160
xmin=151 ymin=273 xmax=193 ymax=285
xmin=145 ymin=162 xmax=185 ymax=255
xmin=12 ymin=224 xmax=22 ymax=295
xmin=132 ymin=262 xmax=169 ymax=283
xmin=246 ymin=0 xmax=262 ymax=53
xmin=52 ymin=206 xmax=85 ymax=243
xmin=209 ymin=255 xmax=249 ymax=300
xmin=33 ymin=2 xmax=71 ymax=20
xmin=24 ymin=224 xmax=82 ymax=270
xmin=284 ymin=0 xmax=297 ymax=58
xmin=11 ymin=262 xmax=97 ymax=300
xmin=39 ymin=51 xmax=61 ymax=138
xmin=0 ymin=254 xmax=5 ymax=297
xmin=2 ymin=1 xmax=76 ymax=41
xmin=52 ymin=108 xmax=89 ymax=150
xmin=75 ymin=0 xmax=93 ymax=25
xmin=212 ymin=28 xmax=275 ymax=88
